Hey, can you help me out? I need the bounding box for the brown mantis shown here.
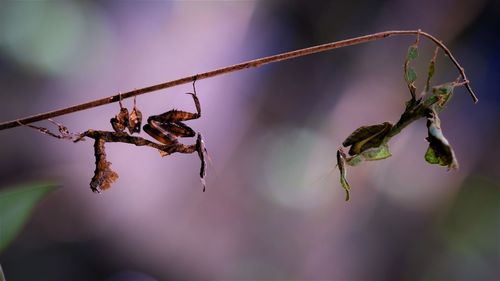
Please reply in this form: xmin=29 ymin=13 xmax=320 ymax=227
xmin=21 ymin=79 xmax=208 ymax=193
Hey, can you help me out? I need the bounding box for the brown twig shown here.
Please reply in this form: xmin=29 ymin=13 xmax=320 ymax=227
xmin=0 ymin=29 xmax=477 ymax=131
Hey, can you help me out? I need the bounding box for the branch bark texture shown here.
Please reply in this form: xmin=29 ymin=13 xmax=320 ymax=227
xmin=0 ymin=30 xmax=477 ymax=131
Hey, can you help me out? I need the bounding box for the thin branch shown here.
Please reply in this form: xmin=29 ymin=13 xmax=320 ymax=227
xmin=0 ymin=29 xmax=477 ymax=131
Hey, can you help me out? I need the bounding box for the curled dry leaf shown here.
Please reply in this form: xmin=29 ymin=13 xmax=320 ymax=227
xmin=128 ymin=97 xmax=143 ymax=134
xmin=425 ymin=111 xmax=459 ymax=170
xmin=110 ymin=107 xmax=129 ymax=133
xmin=90 ymin=138 xmax=119 ymax=193
xmin=342 ymin=122 xmax=393 ymax=155
xmin=128 ymin=106 xmax=142 ymax=134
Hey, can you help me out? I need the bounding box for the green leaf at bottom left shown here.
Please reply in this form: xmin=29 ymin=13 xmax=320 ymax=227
xmin=1 ymin=263 xmax=5 ymax=281
xmin=0 ymin=183 xmax=58 ymax=253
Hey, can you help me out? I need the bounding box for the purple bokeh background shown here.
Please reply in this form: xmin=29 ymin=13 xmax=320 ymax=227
xmin=0 ymin=1 xmax=499 ymax=280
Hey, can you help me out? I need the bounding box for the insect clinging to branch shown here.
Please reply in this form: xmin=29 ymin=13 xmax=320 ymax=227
xmin=142 ymin=79 xmax=208 ymax=191
xmin=336 ymin=34 xmax=472 ymax=201
xmin=21 ymin=79 xmax=209 ymax=193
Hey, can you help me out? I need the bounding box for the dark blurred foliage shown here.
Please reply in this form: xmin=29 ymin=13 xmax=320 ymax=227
xmin=0 ymin=1 xmax=499 ymax=280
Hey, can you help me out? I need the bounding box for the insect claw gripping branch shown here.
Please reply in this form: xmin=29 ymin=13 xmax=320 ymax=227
xmin=22 ymin=79 xmax=209 ymax=193
xmin=80 ymin=78 xmax=208 ymax=192
xmin=7 ymin=30 xmax=477 ymax=198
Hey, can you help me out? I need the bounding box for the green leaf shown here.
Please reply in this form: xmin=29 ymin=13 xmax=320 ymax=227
xmin=425 ymin=59 xmax=436 ymax=91
xmin=346 ymin=154 xmax=363 ymax=166
xmin=407 ymin=44 xmax=418 ymax=61
xmin=423 ymin=95 xmax=439 ymax=108
xmin=424 ymin=112 xmax=458 ymax=169
xmin=428 ymin=60 xmax=435 ymax=80
xmin=361 ymin=143 xmax=392 ymax=160
xmin=346 ymin=143 xmax=392 ymax=166
xmin=423 ymin=82 xmax=455 ymax=113
xmin=406 ymin=67 xmax=417 ymax=83
xmin=404 ymin=42 xmax=419 ymax=99
xmin=342 ymin=122 xmax=393 ymax=156
xmin=336 ymin=149 xmax=350 ymax=201
xmin=0 ymin=264 xmax=5 ymax=281
xmin=424 ymin=145 xmax=441 ymax=164
xmin=432 ymin=83 xmax=455 ymax=109
xmin=0 ymin=183 xmax=58 ymax=253
xmin=425 ymin=47 xmax=439 ymax=92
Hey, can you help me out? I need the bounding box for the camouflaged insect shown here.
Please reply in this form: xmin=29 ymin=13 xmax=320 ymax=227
xmin=336 ymin=36 xmax=469 ymax=201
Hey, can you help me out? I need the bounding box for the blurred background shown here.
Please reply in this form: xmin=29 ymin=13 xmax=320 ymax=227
xmin=0 ymin=0 xmax=499 ymax=280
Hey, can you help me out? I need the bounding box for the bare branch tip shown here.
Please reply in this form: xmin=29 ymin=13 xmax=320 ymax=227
xmin=458 ymin=79 xmax=478 ymax=103
xmin=468 ymin=85 xmax=479 ymax=103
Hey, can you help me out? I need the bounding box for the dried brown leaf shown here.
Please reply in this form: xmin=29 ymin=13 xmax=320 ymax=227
xmin=90 ymin=138 xmax=119 ymax=193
